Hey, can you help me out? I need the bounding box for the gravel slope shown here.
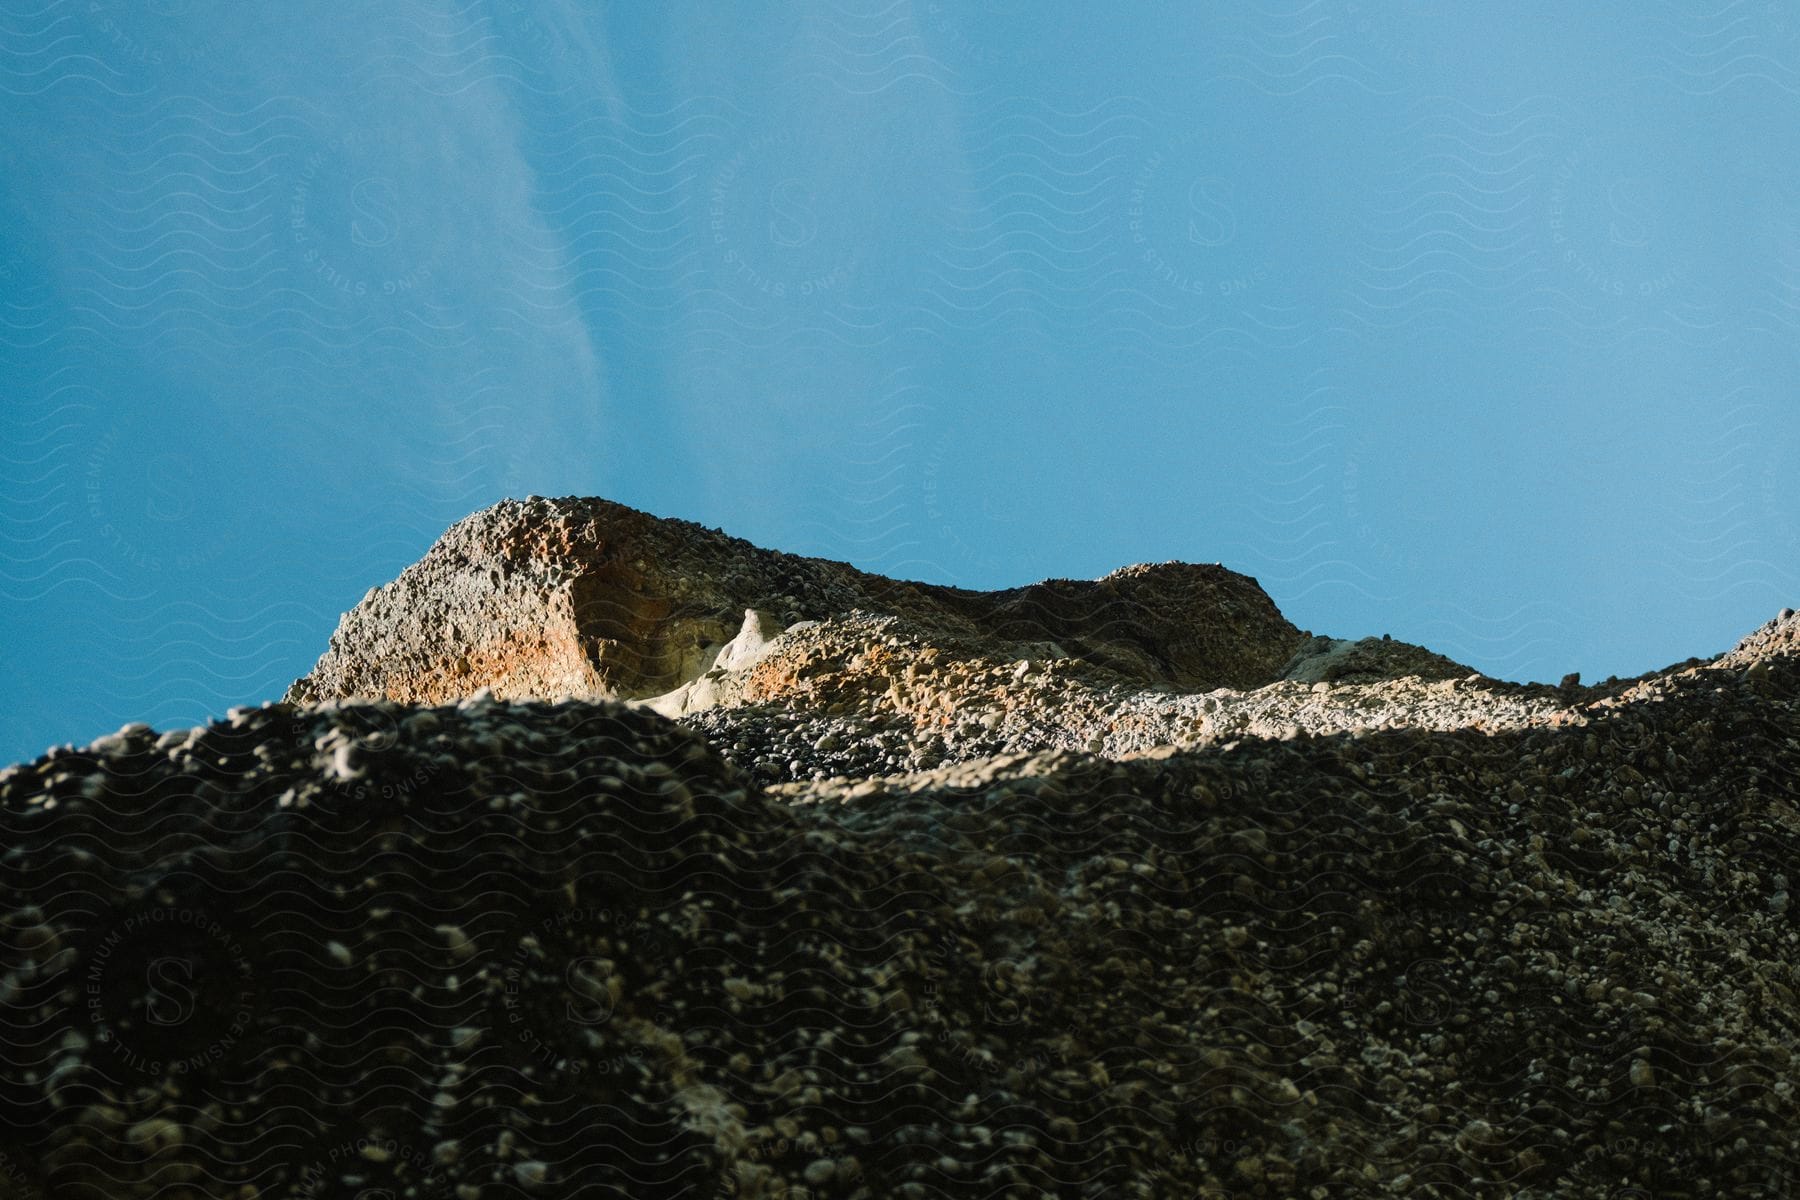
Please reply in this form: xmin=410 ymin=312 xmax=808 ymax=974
xmin=5 ymin=498 xmax=1798 ymax=1198
xmin=1 ymin=618 xmax=1797 ymax=1197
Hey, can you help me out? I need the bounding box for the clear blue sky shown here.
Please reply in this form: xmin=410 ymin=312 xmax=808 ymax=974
xmin=3 ymin=2 xmax=1797 ymax=762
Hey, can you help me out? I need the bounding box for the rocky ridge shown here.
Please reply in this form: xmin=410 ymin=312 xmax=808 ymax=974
xmin=1 ymin=496 xmax=1797 ymax=1198
xmin=286 ymin=496 xmax=1317 ymax=709
xmin=290 ymin=496 xmax=1509 ymax=785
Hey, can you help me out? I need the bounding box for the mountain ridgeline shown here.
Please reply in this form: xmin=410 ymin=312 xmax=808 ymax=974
xmin=3 ymin=495 xmax=1797 ymax=1198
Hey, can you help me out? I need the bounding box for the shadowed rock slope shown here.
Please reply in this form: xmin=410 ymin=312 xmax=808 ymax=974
xmin=3 ymin=499 xmax=1798 ymax=1198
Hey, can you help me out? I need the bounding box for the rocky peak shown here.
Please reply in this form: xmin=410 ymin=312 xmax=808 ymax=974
xmin=287 ymin=495 xmax=1314 ymax=706
xmin=6 ymin=496 xmax=1799 ymax=1199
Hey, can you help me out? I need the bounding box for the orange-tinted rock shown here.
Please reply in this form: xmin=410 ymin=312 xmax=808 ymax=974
xmin=287 ymin=496 xmax=1312 ymax=705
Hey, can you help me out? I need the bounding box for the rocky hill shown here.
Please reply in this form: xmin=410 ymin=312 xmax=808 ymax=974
xmin=3 ymin=496 xmax=1798 ymax=1199
xmin=286 ymin=496 xmax=1322 ymax=704
xmin=289 ymin=496 xmax=1493 ymax=785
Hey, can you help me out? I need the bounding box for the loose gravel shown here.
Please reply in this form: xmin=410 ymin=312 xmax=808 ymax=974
xmin=1 ymin=616 xmax=1797 ymax=1197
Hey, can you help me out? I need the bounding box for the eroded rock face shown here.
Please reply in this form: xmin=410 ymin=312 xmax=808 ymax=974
xmin=286 ymin=496 xmax=1315 ymax=706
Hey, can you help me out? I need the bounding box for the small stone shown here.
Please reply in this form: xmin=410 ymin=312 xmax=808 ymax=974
xmin=1630 ymin=1058 xmax=1656 ymax=1087
xmin=328 ymin=743 xmax=363 ymax=782
xmin=126 ymin=1117 xmax=183 ymax=1154
xmin=459 ymin=687 xmax=497 ymax=711
xmin=77 ymin=1104 xmax=127 ymax=1130
xmin=512 ymin=1161 xmax=550 ymax=1188
xmin=1458 ymin=1119 xmax=1499 ymax=1150
xmin=436 ymin=924 xmax=475 ymax=960
xmin=804 ymin=1158 xmax=836 ymax=1185
xmin=325 ymin=941 xmax=353 ymax=967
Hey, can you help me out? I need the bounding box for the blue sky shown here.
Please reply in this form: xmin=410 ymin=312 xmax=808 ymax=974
xmin=3 ymin=1 xmax=1797 ymax=762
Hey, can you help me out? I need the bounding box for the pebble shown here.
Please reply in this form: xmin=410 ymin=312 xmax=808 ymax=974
xmin=126 ymin=1118 xmax=183 ymax=1154
xmin=436 ymin=924 xmax=475 ymax=960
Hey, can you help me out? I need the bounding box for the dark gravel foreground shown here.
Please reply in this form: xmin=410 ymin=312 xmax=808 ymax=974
xmin=2 ymin=656 xmax=1798 ymax=1198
